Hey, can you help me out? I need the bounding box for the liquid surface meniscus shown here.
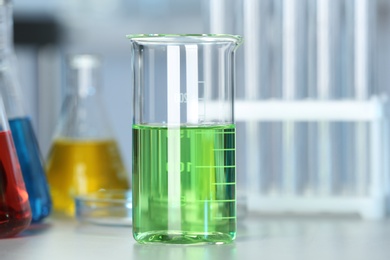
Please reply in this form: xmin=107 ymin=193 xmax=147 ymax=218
xmin=132 ymin=124 xmax=236 ymax=244
xmin=46 ymin=138 xmax=129 ymax=215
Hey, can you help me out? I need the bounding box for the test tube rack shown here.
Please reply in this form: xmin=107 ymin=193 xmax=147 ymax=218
xmin=204 ymin=0 xmax=389 ymax=219
xmin=235 ymin=97 xmax=390 ymax=219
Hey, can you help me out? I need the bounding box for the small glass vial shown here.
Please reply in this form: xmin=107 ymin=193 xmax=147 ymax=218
xmin=0 ymin=93 xmax=31 ymax=238
xmin=46 ymin=54 xmax=129 ymax=216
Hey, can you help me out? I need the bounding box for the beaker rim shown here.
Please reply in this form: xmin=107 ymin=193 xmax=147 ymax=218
xmin=126 ymin=34 xmax=243 ymax=45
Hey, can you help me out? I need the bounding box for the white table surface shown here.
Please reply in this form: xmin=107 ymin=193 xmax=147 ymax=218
xmin=1 ymin=213 xmax=390 ymax=260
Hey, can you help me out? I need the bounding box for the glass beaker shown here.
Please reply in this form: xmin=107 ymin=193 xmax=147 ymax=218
xmin=46 ymin=54 xmax=129 ymax=216
xmin=0 ymin=0 xmax=51 ymax=223
xmin=0 ymin=93 xmax=32 ymax=238
xmin=128 ymin=34 xmax=243 ymax=244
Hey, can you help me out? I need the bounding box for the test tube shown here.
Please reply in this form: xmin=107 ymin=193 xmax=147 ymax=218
xmin=354 ymin=0 xmax=372 ymax=196
xmin=202 ymin=0 xmax=237 ymax=35
xmin=317 ymin=0 xmax=333 ymax=196
xmin=296 ymin=0 xmax=311 ymax=195
xmin=264 ymin=0 xmax=284 ymax=195
xmin=242 ymin=0 xmax=262 ymax=198
xmin=337 ymin=0 xmax=355 ymax=196
xmin=306 ymin=0 xmax=318 ymax=195
xmin=324 ymin=0 xmax=342 ymax=195
xmin=283 ymin=0 xmax=314 ymax=195
xmin=282 ymin=0 xmax=299 ymax=195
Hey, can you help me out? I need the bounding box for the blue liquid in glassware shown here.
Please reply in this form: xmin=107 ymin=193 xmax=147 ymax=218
xmin=9 ymin=117 xmax=52 ymax=223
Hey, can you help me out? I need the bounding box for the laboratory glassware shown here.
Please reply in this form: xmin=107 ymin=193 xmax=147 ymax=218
xmin=46 ymin=54 xmax=129 ymax=216
xmin=204 ymin=0 xmax=380 ymax=218
xmin=75 ymin=189 xmax=132 ymax=226
xmin=0 ymin=0 xmax=51 ymax=223
xmin=0 ymin=93 xmax=31 ymax=238
xmin=128 ymin=34 xmax=243 ymax=244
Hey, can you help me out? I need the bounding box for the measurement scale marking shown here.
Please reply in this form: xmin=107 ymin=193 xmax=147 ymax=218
xmin=193 ymin=199 xmax=236 ymax=202
xmin=195 ymin=131 xmax=235 ymax=135
xmin=213 ymin=216 xmax=237 ymax=220
xmin=196 ymin=165 xmax=235 ymax=168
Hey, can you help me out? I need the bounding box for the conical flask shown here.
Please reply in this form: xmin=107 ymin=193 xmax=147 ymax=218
xmin=46 ymin=54 xmax=129 ymax=216
xmin=0 ymin=93 xmax=31 ymax=238
xmin=0 ymin=0 xmax=51 ymax=223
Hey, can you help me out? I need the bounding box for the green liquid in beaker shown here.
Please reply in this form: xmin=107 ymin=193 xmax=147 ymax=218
xmin=132 ymin=124 xmax=236 ymax=244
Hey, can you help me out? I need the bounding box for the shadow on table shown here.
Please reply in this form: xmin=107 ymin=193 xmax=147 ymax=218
xmin=17 ymin=222 xmax=52 ymax=238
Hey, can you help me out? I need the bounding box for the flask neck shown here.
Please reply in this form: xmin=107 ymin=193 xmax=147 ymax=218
xmin=0 ymin=0 xmax=14 ymax=56
xmin=67 ymin=56 xmax=101 ymax=98
xmin=55 ymin=55 xmax=112 ymax=140
xmin=0 ymin=0 xmax=24 ymax=119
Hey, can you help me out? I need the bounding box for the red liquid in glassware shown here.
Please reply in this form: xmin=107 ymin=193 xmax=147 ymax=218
xmin=0 ymin=130 xmax=31 ymax=238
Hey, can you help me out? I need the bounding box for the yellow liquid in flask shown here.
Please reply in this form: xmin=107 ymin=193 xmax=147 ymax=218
xmin=46 ymin=138 xmax=129 ymax=215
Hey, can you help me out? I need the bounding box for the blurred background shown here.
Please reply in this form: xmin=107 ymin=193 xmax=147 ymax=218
xmin=13 ymin=0 xmax=204 ymax=170
xmin=11 ymin=0 xmax=390 ymax=219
